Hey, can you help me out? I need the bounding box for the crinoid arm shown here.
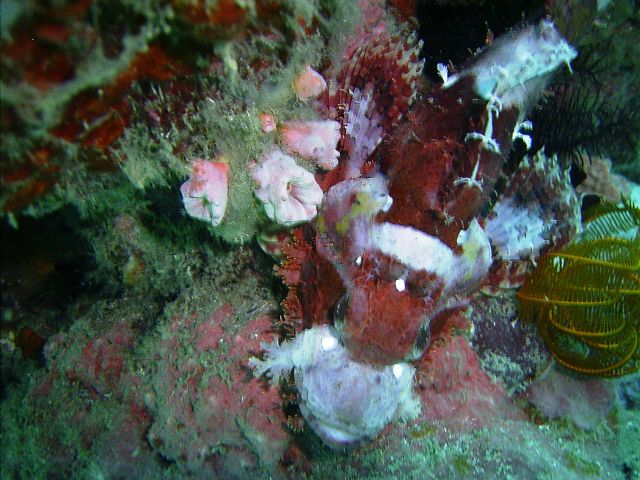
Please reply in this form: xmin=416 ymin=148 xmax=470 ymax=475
xmin=517 ymin=200 xmax=640 ymax=377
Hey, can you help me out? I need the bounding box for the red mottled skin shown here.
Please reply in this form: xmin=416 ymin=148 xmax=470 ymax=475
xmin=377 ymin=78 xmax=519 ymax=248
xmin=343 ymin=269 xmax=428 ymax=364
xmin=480 ymin=260 xmax=530 ymax=296
xmin=288 ymin=73 xmax=523 ymax=364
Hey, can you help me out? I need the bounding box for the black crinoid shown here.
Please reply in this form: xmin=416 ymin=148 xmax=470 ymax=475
xmin=526 ymin=3 xmax=640 ymax=183
xmin=528 ymin=50 xmax=639 ymax=175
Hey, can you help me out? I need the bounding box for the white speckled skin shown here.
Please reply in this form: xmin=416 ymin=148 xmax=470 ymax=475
xmin=250 ymin=325 xmax=420 ymax=448
xmin=485 ymin=197 xmax=547 ymax=261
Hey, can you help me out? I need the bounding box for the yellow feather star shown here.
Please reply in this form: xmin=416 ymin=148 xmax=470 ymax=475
xmin=517 ymin=199 xmax=640 ymax=377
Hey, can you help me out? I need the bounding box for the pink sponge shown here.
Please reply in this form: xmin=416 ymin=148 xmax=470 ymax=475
xmin=180 ymin=159 xmax=229 ymax=226
xmin=280 ymin=120 xmax=341 ymax=170
xmin=526 ymin=363 xmax=616 ymax=430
